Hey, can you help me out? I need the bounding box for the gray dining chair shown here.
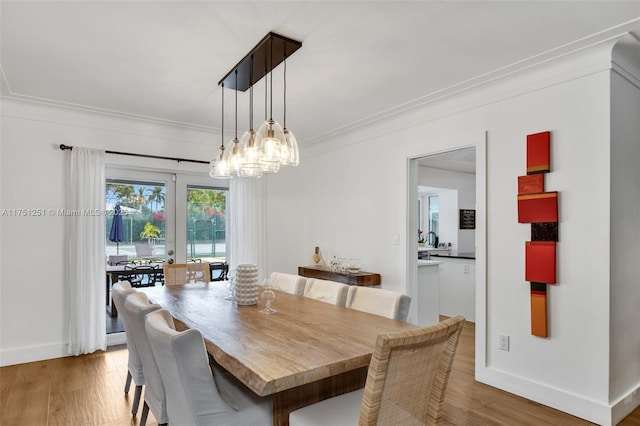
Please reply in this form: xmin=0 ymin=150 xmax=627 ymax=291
xmin=123 ymin=292 xmax=168 ymax=426
xmin=144 ymin=309 xmax=272 ymax=426
xmin=302 ymin=278 xmax=349 ymax=306
xmin=269 ymin=272 xmax=306 ymax=295
xmin=289 ymin=315 xmax=465 ymax=426
xmin=345 ymin=286 xmax=412 ymax=321
xmin=111 ymin=281 xmax=144 ymax=416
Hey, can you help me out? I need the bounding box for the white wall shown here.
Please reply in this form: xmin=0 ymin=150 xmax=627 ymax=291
xmin=0 ymin=100 xmax=215 ymax=365
xmin=609 ymin=35 xmax=640 ymax=423
xmin=419 ymin=166 xmax=476 ymax=253
xmin=265 ymin=37 xmax=636 ymax=424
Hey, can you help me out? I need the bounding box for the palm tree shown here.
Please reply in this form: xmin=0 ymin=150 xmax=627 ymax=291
xmin=148 ymin=186 xmax=165 ymax=212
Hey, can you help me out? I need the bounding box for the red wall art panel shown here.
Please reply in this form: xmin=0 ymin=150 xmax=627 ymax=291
xmin=517 ymin=192 xmax=558 ymax=223
xmin=518 ymin=130 xmax=558 ymax=338
xmin=530 ymin=283 xmax=548 ymax=337
xmin=525 ymin=241 xmax=556 ymax=284
xmin=527 ymin=131 xmax=551 ymax=174
xmin=518 ymin=174 xmax=544 ymax=195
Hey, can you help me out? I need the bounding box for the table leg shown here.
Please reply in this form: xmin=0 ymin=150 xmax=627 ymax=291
xmin=271 ymin=366 xmax=368 ymax=426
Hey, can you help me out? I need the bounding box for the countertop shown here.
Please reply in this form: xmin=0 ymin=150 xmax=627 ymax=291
xmin=417 ymin=259 xmax=443 ymax=266
xmin=430 ymin=252 xmax=476 ymax=260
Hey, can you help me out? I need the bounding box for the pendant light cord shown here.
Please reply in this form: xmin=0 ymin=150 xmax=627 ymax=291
xmin=283 ymin=58 xmax=287 ymax=129
xmin=234 ymin=70 xmax=238 ymax=140
xmin=220 ymin=83 xmax=224 ymax=150
xmin=269 ymin=36 xmax=273 ymax=121
xmin=249 ymin=55 xmax=254 ymax=129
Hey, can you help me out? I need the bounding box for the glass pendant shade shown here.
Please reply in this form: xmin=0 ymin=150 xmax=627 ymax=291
xmin=209 ymin=149 xmax=231 ymax=179
xmin=224 ymin=139 xmax=243 ymax=174
xmin=257 ymin=119 xmax=285 ymax=159
xmin=261 ymin=158 xmax=281 ymax=174
xmin=281 ymin=128 xmax=299 ymax=166
xmin=238 ymin=130 xmax=264 ymax=178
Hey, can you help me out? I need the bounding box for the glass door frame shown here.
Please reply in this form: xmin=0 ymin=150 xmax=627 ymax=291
xmin=174 ymin=173 xmax=229 ymax=264
xmin=106 ymin=167 xmax=177 ymax=263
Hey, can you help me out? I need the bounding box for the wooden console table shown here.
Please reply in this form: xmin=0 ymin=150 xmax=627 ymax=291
xmin=298 ymin=266 xmax=381 ymax=287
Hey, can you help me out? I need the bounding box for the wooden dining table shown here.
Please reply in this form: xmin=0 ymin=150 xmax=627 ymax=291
xmin=139 ymin=282 xmax=417 ymax=426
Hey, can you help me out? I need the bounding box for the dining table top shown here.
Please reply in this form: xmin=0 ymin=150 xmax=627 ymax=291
xmin=138 ymin=282 xmax=417 ymax=397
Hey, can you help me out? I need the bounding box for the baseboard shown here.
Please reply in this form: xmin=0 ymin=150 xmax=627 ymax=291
xmin=1 ymin=334 xmax=127 ymax=367
xmin=612 ymin=384 xmax=640 ymax=425
xmin=107 ymin=332 xmax=127 ymax=346
xmin=0 ymin=341 xmax=68 ymax=367
xmin=476 ymin=366 xmax=613 ymax=425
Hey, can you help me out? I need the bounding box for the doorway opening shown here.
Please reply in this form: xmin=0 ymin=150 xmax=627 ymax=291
xmin=406 ymin=133 xmax=486 ymax=377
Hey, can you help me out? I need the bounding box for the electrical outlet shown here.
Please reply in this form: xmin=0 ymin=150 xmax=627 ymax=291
xmin=393 ymin=234 xmax=400 ymax=245
xmin=464 ymin=264 xmax=470 ymax=274
xmin=499 ymin=335 xmax=510 ymax=351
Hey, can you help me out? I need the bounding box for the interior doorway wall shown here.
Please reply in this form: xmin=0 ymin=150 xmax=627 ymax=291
xmin=406 ymin=133 xmax=487 ymax=376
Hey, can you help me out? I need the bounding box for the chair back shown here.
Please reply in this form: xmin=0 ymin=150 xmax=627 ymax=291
xmin=145 ymin=309 xmax=233 ymax=426
xmin=123 ymin=292 xmax=168 ymax=423
xmin=346 ymin=286 xmax=411 ymax=321
xmin=269 ymin=272 xmax=306 ymax=295
xmin=209 ymin=262 xmax=228 ymax=281
xmin=125 ymin=264 xmax=161 ymax=287
xmin=164 ymin=263 xmax=211 ymax=286
xmin=135 ymin=241 xmax=154 ymax=257
xmin=303 ymin=279 xmax=349 ymax=306
xmin=360 ymin=315 xmax=465 ymax=425
xmin=111 ymin=282 xmax=144 ymax=384
xmin=108 ymin=254 xmax=128 ymax=265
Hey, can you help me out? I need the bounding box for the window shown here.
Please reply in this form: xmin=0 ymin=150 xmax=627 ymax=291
xmin=186 ymin=186 xmax=227 ymax=261
xmin=428 ymin=195 xmax=439 ymax=245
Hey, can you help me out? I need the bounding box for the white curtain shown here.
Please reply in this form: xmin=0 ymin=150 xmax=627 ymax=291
xmin=67 ymin=147 xmax=106 ymax=355
xmin=228 ymin=177 xmax=267 ymax=280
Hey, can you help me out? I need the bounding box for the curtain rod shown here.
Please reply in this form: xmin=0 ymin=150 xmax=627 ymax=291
xmin=58 ymin=144 xmax=209 ymax=165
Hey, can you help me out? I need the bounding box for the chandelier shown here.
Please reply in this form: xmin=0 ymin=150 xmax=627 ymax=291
xmin=210 ymin=32 xmax=302 ymax=179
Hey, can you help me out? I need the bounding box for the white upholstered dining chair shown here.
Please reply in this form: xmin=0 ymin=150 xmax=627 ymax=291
xmin=111 ymin=281 xmax=144 ymax=416
xmin=303 ymin=278 xmax=349 ymax=306
xmin=345 ymin=286 xmax=412 ymax=321
xmin=144 ymin=309 xmax=273 ymax=426
xmin=289 ymin=315 xmax=465 ymax=426
xmin=123 ymin=292 xmax=168 ymax=426
xmin=269 ymin=272 xmax=306 ymax=295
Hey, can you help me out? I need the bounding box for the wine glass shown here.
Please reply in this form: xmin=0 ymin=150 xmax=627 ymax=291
xmin=260 ymin=278 xmax=277 ymax=314
xmin=225 ymin=269 xmax=236 ymax=301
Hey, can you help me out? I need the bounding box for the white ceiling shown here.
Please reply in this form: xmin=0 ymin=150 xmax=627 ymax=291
xmin=2 ymin=1 xmax=639 ymax=147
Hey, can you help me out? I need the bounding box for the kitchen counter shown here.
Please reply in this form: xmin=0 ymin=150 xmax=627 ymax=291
xmin=430 ymin=252 xmax=475 ymax=260
xmin=417 ymin=259 xmax=443 ymax=266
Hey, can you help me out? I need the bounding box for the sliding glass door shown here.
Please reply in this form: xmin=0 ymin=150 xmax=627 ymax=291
xmin=106 ymin=170 xmax=176 ymax=264
xmin=106 ymin=168 xmax=229 ymax=265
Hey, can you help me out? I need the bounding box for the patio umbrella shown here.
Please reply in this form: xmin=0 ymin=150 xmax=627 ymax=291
xmin=109 ymin=204 xmax=125 ymax=254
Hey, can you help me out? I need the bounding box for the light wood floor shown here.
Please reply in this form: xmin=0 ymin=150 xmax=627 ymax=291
xmin=1 ymin=321 xmax=639 ymax=425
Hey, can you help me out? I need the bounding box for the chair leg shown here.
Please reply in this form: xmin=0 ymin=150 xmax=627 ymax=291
xmin=124 ymin=371 xmax=132 ymax=394
xmin=132 ymin=385 xmax=143 ymax=416
xmin=140 ymin=401 xmax=149 ymax=426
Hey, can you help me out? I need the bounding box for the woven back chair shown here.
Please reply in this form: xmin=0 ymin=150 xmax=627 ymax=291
xmin=164 ymin=263 xmax=211 ymax=286
xmin=289 ymin=315 xmax=465 ymax=426
xmin=361 ymin=315 xmax=464 ymax=424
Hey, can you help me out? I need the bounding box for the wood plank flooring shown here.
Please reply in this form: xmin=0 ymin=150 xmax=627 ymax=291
xmin=1 ymin=321 xmax=639 ymax=425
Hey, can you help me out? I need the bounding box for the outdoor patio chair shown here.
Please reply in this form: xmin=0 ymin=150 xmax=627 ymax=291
xmin=209 ymin=262 xmax=228 ymax=281
xmin=135 ymin=242 xmax=155 ymax=262
xmin=125 ymin=264 xmax=162 ymax=288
